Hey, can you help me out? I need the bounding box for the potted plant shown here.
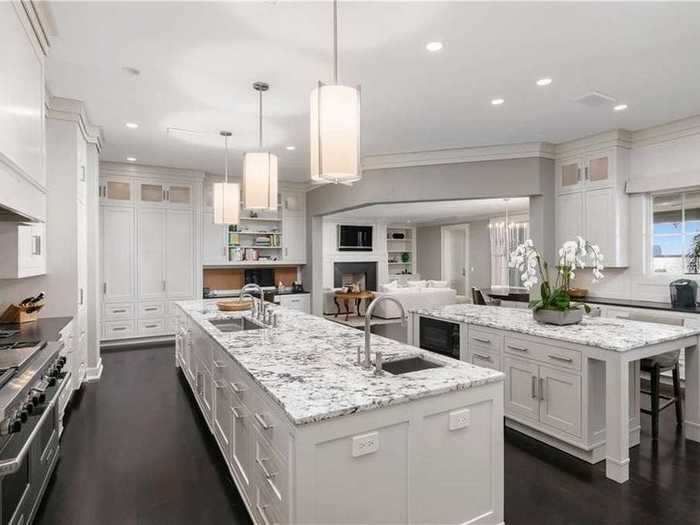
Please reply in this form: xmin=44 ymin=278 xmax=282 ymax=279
xmin=509 ymin=237 xmax=605 ymax=325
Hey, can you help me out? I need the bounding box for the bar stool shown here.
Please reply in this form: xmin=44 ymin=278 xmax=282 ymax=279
xmin=628 ymin=312 xmax=684 ymax=440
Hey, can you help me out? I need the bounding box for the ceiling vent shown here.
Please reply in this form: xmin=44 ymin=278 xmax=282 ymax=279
xmin=573 ymin=91 xmax=617 ymax=108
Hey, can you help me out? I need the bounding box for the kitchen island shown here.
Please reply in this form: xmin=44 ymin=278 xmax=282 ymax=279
xmin=174 ymin=300 xmax=505 ymax=525
xmin=409 ymin=304 xmax=700 ymax=483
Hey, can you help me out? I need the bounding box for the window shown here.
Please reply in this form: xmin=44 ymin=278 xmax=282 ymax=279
xmin=652 ymin=191 xmax=700 ymax=274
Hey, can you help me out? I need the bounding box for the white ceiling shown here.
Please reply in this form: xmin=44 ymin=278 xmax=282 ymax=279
xmin=46 ymin=1 xmax=700 ymax=182
xmin=327 ymin=197 xmax=529 ymax=226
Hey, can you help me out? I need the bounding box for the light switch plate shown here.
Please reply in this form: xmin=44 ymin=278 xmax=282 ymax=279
xmin=449 ymin=409 xmax=471 ymax=431
xmin=352 ymin=431 xmax=379 ymax=457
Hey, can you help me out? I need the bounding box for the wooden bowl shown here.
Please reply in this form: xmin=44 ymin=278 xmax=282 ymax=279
xmin=216 ymin=299 xmax=253 ymax=312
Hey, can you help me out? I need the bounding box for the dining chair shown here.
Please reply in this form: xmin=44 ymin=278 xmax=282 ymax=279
xmin=471 ymin=288 xmax=500 ymax=306
xmin=627 ymin=312 xmax=684 ymax=440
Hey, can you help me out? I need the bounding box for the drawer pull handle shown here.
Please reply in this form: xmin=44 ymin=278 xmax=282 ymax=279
xmin=548 ymin=354 xmax=573 ymax=363
xmin=473 ymin=352 xmax=492 ymax=362
xmin=256 ymin=456 xmax=278 ymax=479
xmin=113 ymin=327 xmax=127 ymax=332
xmin=112 ymin=309 xmax=127 ymax=313
xmin=473 ymin=337 xmax=491 ymax=344
xmin=144 ymin=307 xmax=158 ymax=312
xmin=145 ymin=324 xmax=158 ymax=329
xmin=507 ymin=344 xmax=528 ymax=352
xmin=213 ymin=380 xmax=225 ymax=389
xmin=213 ymin=361 xmax=226 ymax=369
xmin=531 ymin=376 xmax=537 ymax=399
xmin=254 ymin=412 xmax=274 ymax=430
xmin=539 ymin=378 xmax=545 ymax=401
xmin=231 ymin=407 xmax=245 ymax=419
xmin=230 ymin=381 xmax=247 ymax=393
xmin=256 ymin=503 xmax=272 ymax=525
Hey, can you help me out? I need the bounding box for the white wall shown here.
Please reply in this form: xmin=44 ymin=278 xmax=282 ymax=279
xmin=572 ymin=117 xmax=700 ymax=302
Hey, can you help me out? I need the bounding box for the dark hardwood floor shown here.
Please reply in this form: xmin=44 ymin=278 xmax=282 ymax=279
xmin=35 ymin=344 xmax=700 ymax=525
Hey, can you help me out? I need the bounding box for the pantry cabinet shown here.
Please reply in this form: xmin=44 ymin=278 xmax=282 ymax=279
xmin=100 ymin=163 xmax=203 ymax=342
xmin=555 ymin=140 xmax=630 ymax=267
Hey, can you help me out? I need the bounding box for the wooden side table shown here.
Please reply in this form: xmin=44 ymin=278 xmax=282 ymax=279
xmin=334 ymin=291 xmax=375 ymax=321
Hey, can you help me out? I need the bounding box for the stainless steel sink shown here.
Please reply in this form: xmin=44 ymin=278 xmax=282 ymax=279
xmin=382 ymin=356 xmax=444 ymax=375
xmin=209 ymin=317 xmax=263 ymax=333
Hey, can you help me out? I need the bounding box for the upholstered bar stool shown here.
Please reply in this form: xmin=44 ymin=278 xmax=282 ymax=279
xmin=628 ymin=312 xmax=684 ymax=440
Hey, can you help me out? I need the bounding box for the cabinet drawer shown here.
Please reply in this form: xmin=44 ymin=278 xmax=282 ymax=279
xmin=469 ymin=327 xmax=503 ymax=351
xmin=254 ymin=474 xmax=286 ymax=525
xmin=138 ymin=301 xmax=166 ymax=319
xmin=102 ymin=320 xmax=136 ymax=339
xmin=248 ymin=388 xmax=291 ymax=461
xmin=138 ymin=319 xmax=166 ymax=336
xmin=469 ymin=349 xmax=501 ymax=371
xmin=253 ymin=427 xmax=288 ymax=507
xmin=103 ymin=303 xmax=134 ymax=321
xmin=505 ymin=336 xmax=581 ymax=371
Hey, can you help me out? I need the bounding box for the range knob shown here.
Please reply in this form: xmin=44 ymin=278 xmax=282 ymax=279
xmin=9 ymin=419 xmax=21 ymax=434
xmin=58 ymin=356 xmax=67 ymax=366
xmin=19 ymin=410 xmax=28 ymax=423
xmin=47 ymin=377 xmax=56 ymax=387
xmin=25 ymin=403 xmax=34 ymax=414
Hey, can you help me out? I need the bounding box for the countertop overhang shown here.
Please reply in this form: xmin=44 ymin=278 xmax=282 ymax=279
xmin=176 ymin=300 xmax=503 ymax=426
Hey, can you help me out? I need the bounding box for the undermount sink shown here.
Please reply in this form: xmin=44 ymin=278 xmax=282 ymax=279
xmin=382 ymin=356 xmax=444 ymax=375
xmin=210 ymin=317 xmax=263 ymax=333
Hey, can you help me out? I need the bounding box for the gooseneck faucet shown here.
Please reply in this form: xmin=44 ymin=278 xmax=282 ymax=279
xmin=363 ymin=296 xmax=407 ymax=370
xmin=240 ymin=283 xmax=265 ymax=320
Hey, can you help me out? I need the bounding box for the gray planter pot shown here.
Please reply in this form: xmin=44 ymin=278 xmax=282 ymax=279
xmin=533 ymin=308 xmax=583 ymax=326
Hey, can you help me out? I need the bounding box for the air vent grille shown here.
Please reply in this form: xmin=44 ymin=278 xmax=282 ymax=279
xmin=573 ymin=91 xmax=616 ymax=108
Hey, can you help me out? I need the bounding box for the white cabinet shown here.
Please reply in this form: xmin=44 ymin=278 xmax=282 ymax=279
xmin=102 ymin=206 xmax=136 ymax=302
xmin=276 ymin=293 xmax=310 ymax=313
xmin=282 ymin=215 xmax=306 ymax=263
xmin=202 ymin=211 xmax=228 ymax=265
xmin=165 ymin=209 xmax=195 ymax=298
xmin=99 ymin=176 xmax=133 ymax=204
xmin=0 ymin=223 xmax=46 ymax=278
xmin=555 ymin=144 xmax=629 ymax=267
xmin=538 ymin=365 xmax=582 ymax=437
xmin=503 ymin=356 xmax=539 ymax=423
xmin=137 ymin=208 xmax=166 ymax=299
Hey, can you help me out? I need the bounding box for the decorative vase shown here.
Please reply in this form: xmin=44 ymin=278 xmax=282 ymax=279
xmin=533 ymin=308 xmax=583 ymax=326
xmin=401 ymin=252 xmax=410 ymax=263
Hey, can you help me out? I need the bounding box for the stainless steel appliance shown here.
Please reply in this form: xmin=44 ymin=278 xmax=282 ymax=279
xmin=337 ymin=225 xmax=373 ymax=251
xmin=418 ymin=317 xmax=461 ymax=360
xmin=0 ymin=338 xmax=68 ymax=525
xmin=670 ymin=279 xmax=698 ymax=308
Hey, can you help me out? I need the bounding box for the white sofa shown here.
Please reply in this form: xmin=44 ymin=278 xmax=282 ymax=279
xmin=372 ymin=281 xmax=457 ymax=319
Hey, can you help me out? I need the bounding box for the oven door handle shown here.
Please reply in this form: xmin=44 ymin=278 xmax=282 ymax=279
xmin=0 ymin=373 xmax=69 ymax=476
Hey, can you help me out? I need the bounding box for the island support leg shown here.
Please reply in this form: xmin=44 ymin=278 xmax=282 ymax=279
xmin=605 ymin=355 xmax=630 ymax=483
xmin=684 ymin=339 xmax=700 ymax=442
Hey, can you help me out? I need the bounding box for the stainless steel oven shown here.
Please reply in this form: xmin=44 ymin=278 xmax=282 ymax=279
xmin=419 ymin=317 xmax=461 ymax=360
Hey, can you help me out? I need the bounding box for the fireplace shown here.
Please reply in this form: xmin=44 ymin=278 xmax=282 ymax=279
xmin=334 ymin=262 xmax=377 ymax=292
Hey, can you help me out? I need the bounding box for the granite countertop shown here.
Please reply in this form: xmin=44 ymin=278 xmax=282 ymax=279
xmin=0 ymin=316 xmax=73 ymax=343
xmin=411 ymin=304 xmax=700 ymax=352
xmin=177 ymin=300 xmax=504 ymax=426
xmin=583 ymin=296 xmax=700 ymax=315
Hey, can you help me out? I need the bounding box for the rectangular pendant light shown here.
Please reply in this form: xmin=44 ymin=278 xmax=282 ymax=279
xmin=310 ymin=82 xmax=361 ymax=184
xmin=243 ymin=152 xmax=278 ymax=210
xmin=213 ymin=182 xmax=240 ymax=224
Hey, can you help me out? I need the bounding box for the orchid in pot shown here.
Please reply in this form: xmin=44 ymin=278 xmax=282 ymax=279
xmin=509 ymin=237 xmax=605 ymax=325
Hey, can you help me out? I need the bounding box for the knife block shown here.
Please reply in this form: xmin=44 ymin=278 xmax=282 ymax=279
xmin=0 ymin=303 xmax=44 ymax=324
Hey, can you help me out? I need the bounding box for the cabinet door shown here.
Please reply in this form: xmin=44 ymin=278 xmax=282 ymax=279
xmin=230 ymin=394 xmax=254 ymax=494
xmin=77 ymin=200 xmax=87 ymax=308
xmin=101 ymin=177 xmax=132 ymax=204
xmin=281 ymin=191 xmax=305 ymax=217
xmin=19 ymin=223 xmax=46 ymax=277
xmin=538 ymin=365 xmax=582 ymax=437
xmin=165 ymin=209 xmax=195 ymax=299
xmin=202 ymin=211 xmax=228 ymax=265
xmin=503 ymin=356 xmax=539 ymax=423
xmin=102 ymin=206 xmax=136 ymax=302
xmin=138 ymin=182 xmax=166 ymax=205
xmin=283 ymin=215 xmax=306 ymax=263
xmin=584 ymin=187 xmax=617 ymax=265
xmin=556 ymin=191 xmax=584 ymax=247
xmin=587 ymin=155 xmax=609 ymax=185
xmin=559 ymin=161 xmax=582 ymax=191
xmin=213 ymin=379 xmax=232 ymax=455
xmin=137 ymin=208 xmax=166 ymax=299
xmin=166 ymin=184 xmax=192 ymax=208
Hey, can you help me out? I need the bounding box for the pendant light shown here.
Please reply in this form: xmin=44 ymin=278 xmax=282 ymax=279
xmin=213 ymin=131 xmax=240 ymax=224
xmin=310 ymin=0 xmax=361 ymax=184
xmin=243 ymin=82 xmax=278 ymax=210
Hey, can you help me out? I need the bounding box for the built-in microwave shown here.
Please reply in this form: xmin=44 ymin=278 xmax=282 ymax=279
xmin=337 ymin=225 xmax=373 ymax=251
xmin=419 ymin=317 xmax=461 ymax=360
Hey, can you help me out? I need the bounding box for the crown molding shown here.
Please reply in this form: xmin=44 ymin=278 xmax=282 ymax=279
xmin=362 ymin=142 xmax=556 ymax=171
xmin=14 ymin=1 xmax=50 ymax=57
xmin=100 ymin=161 xmax=206 ymax=181
xmin=555 ymin=129 xmax=634 ymax=157
xmin=46 ymin=96 xmax=103 ymax=151
xmin=631 ymin=114 xmax=700 ymax=148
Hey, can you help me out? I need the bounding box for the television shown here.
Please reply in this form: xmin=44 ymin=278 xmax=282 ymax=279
xmin=338 ymin=225 xmax=373 ymax=251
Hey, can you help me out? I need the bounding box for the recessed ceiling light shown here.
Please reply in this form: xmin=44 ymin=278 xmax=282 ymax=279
xmin=285 ymin=145 xmax=296 ymax=151
xmin=491 ymin=98 xmax=505 ymax=106
xmin=425 ymin=41 xmax=443 ymax=52
xmin=126 ymin=156 xmax=136 ymax=162
xmin=613 ymin=104 xmax=628 ymax=111
xmin=536 ymin=77 xmax=552 ymax=86
xmin=125 ymin=122 xmax=139 ymax=129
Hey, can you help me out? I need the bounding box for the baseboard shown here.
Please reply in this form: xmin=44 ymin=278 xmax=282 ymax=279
xmin=84 ymin=359 xmax=103 ymax=383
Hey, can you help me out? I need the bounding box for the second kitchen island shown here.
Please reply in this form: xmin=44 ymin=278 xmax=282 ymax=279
xmin=409 ymin=304 xmax=700 ymax=483
xmin=174 ymin=300 xmax=505 ymax=525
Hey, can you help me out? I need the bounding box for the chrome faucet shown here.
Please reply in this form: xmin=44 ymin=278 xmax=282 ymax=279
xmin=240 ymin=283 xmax=265 ymax=320
xmin=362 ymin=296 xmax=407 ymax=370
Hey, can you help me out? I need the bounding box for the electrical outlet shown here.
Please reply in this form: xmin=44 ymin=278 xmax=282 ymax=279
xmin=352 ymin=431 xmax=379 ymax=457
xmin=449 ymin=409 xmax=471 ymax=431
